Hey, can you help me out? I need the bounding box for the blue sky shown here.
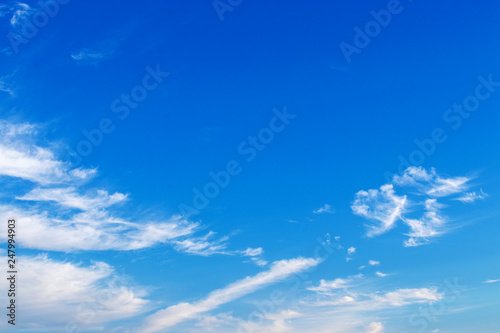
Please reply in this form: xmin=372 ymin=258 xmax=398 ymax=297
xmin=0 ymin=0 xmax=499 ymax=332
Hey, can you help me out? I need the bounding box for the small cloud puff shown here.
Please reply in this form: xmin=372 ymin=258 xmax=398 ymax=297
xmin=313 ymin=204 xmax=335 ymax=214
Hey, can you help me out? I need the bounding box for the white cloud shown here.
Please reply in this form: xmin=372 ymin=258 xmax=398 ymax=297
xmin=71 ymin=48 xmax=111 ymax=65
xmin=172 ymin=231 xmax=229 ymax=256
xmin=365 ymin=322 xmax=384 ymax=333
xmin=313 ymin=204 xmax=334 ymax=214
xmin=0 ymin=2 xmax=32 ymax=27
xmin=453 ymin=189 xmax=487 ymax=203
xmin=482 ymin=279 xmax=500 ymax=284
xmin=308 ymin=278 xmax=352 ymax=293
xmin=71 ymin=38 xmax=122 ymax=66
xmin=0 ymin=255 xmax=148 ymax=330
xmin=0 ymin=120 xmax=36 ymax=136
xmin=403 ymin=199 xmax=446 ymax=247
xmin=368 ymin=260 xmax=380 ymax=266
xmin=353 ymin=167 xmax=481 ymax=246
xmin=0 ymin=119 xmax=244 ymax=257
xmin=241 ymin=247 xmax=268 ymax=266
xmin=375 ymin=272 xmax=389 ymax=277
xmin=393 ymin=167 xmax=471 ymax=198
xmin=352 ymin=184 xmax=407 ymax=237
xmin=142 ymin=257 xmax=320 ymax=333
xmin=0 ymin=205 xmax=200 ymax=252
xmin=259 ymin=309 xmax=302 ymax=332
xmin=0 ymin=75 xmax=15 ymax=96
xmin=194 ymin=313 xmax=240 ymax=332
xmin=17 ymin=187 xmax=128 ymax=210
xmin=237 ymin=280 xmax=442 ymax=333
xmin=374 ymin=288 xmax=442 ymax=306
xmin=242 ymin=247 xmax=263 ymax=256
xmin=0 ymin=121 xmax=96 ymax=184
xmin=345 ymin=246 xmax=356 ymax=262
xmin=185 ymin=272 xmax=444 ymax=333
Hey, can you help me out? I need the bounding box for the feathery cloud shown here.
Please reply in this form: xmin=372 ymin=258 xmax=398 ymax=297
xmin=353 ymin=167 xmax=482 ymax=246
xmin=0 ymin=119 xmax=252 ymax=259
xmin=453 ymin=189 xmax=487 ymax=203
xmin=17 ymin=187 xmax=128 ymax=210
xmin=0 ymin=2 xmax=32 ymax=28
xmin=0 ymin=205 xmax=200 ymax=252
xmin=71 ymin=37 xmax=122 ymax=66
xmin=352 ymin=184 xmax=407 ymax=237
xmin=0 ymin=121 xmax=96 ymax=184
xmin=313 ymin=204 xmax=334 ymax=214
xmin=142 ymin=257 xmax=320 ymax=333
xmin=240 ymin=247 xmax=268 ymax=266
xmin=393 ymin=167 xmax=471 ymax=197
xmin=308 ymin=278 xmax=352 ymax=293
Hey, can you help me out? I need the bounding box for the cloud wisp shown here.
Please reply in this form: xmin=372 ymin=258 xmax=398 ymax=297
xmin=313 ymin=204 xmax=335 ymax=214
xmin=0 ymin=119 xmax=259 ymax=260
xmin=71 ymin=37 xmax=123 ymax=66
xmin=142 ymin=257 xmax=320 ymax=332
xmin=0 ymin=254 xmax=149 ymax=331
xmin=352 ymin=167 xmax=486 ymax=246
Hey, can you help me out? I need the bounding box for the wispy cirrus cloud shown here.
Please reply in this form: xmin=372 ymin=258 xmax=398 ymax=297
xmin=393 ymin=167 xmax=471 ymax=197
xmin=373 ymin=287 xmax=442 ymax=306
xmin=453 ymin=189 xmax=487 ymax=203
xmin=0 ymin=74 xmax=16 ymax=96
xmin=172 ymin=231 xmax=230 ymax=256
xmin=0 ymin=2 xmax=32 ymax=28
xmin=71 ymin=37 xmax=123 ymax=66
xmin=403 ymin=198 xmax=447 ymax=247
xmin=352 ymin=167 xmax=486 ymax=246
xmin=313 ymin=204 xmax=334 ymax=214
xmin=229 ymin=274 xmax=443 ymax=333
xmin=351 ymin=184 xmax=407 ymax=237
xmin=0 ymin=119 xmax=256 ymax=259
xmin=0 ymin=205 xmax=200 ymax=252
xmin=482 ymin=279 xmax=500 ymax=284
xmin=240 ymin=247 xmax=268 ymax=266
xmin=141 ymin=257 xmax=320 ymax=333
xmin=307 ymin=277 xmax=354 ymax=294
xmin=0 ymin=121 xmax=96 ymax=184
xmin=307 ymin=275 xmax=442 ymax=308
xmin=16 ymin=187 xmax=128 ymax=210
